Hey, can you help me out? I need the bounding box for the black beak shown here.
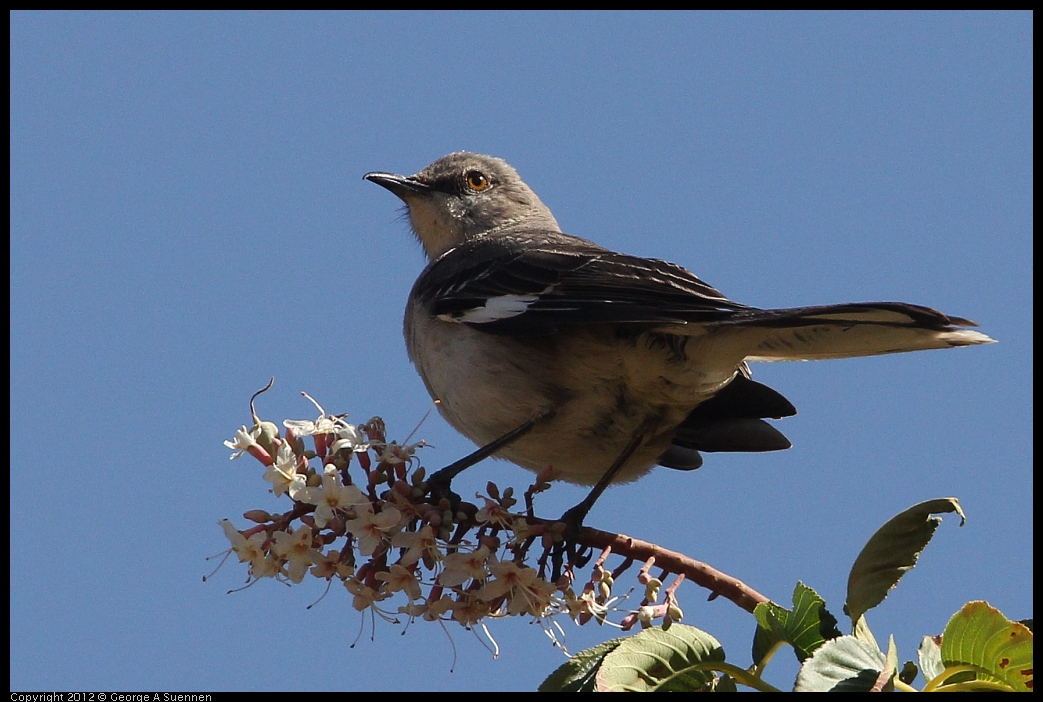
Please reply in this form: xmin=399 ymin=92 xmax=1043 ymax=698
xmin=363 ymin=171 xmax=433 ymax=200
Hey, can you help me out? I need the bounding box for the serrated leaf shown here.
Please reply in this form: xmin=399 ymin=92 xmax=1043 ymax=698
xmin=539 ymin=637 xmax=624 ymax=692
xmin=752 ymin=603 xmax=788 ymax=666
xmin=846 ymin=497 xmax=965 ymax=623
xmin=595 ymin=624 xmax=725 ymax=692
xmin=938 ymin=601 xmax=1033 ymax=691
xmin=794 ymin=635 xmax=888 ymax=692
xmin=917 ymin=635 xmax=944 ymax=682
xmin=752 ymin=582 xmax=842 ymax=665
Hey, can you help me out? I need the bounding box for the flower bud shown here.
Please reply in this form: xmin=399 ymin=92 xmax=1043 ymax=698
xmin=644 ymin=577 xmax=662 ymax=603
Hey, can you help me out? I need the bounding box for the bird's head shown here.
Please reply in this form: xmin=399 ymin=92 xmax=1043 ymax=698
xmin=365 ymin=152 xmax=560 ymax=259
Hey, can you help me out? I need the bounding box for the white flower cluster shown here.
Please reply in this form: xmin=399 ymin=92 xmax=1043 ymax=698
xmin=217 ymin=395 xmax=647 ymax=643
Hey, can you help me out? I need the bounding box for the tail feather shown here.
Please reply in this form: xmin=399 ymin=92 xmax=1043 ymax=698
xmin=657 ymin=374 xmax=796 ymax=470
xmin=711 ymin=302 xmax=996 ymax=362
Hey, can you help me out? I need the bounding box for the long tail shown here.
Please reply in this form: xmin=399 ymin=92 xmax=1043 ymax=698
xmin=711 ymin=302 xmax=995 ymax=362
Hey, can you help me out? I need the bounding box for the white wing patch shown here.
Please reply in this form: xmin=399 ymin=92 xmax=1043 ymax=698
xmin=439 ymin=294 xmax=541 ymax=324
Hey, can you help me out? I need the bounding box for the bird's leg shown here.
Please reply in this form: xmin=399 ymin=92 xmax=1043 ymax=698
xmin=425 ymin=417 xmax=541 ymax=508
xmin=556 ymin=417 xmax=658 ymax=567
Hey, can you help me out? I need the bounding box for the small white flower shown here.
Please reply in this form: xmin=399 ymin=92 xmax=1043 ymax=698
xmin=376 ymin=440 xmax=424 ymax=465
xmin=224 ymin=425 xmax=259 ymax=459
xmin=344 ymin=505 xmax=403 ymax=556
xmin=262 ymin=443 xmax=306 ymax=498
xmin=270 ymin=526 xmax=319 ymax=584
xmin=331 ymin=422 xmax=371 ymax=454
xmin=438 ymin=545 xmax=492 ymax=588
xmin=284 ymin=393 xmax=352 ymax=438
xmin=283 ymin=414 xmax=349 ymax=438
xmin=293 ymin=464 xmax=370 ymax=528
xmin=374 ymin=564 xmax=423 ymax=602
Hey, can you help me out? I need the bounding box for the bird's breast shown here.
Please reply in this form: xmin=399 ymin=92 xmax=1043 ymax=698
xmin=404 ymin=303 xmax=740 ymax=485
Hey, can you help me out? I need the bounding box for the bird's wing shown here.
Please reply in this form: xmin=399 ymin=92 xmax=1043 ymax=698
xmin=413 ymin=231 xmax=751 ymax=335
xmin=414 ymin=231 xmax=994 ymax=356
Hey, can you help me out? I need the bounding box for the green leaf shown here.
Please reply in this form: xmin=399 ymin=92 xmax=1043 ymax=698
xmin=917 ymin=635 xmax=944 ymax=682
xmin=752 ymin=582 xmax=842 ymax=665
xmin=898 ymin=660 xmax=919 ymax=686
xmin=594 ymin=624 xmax=726 ymax=692
xmin=846 ymin=497 xmax=965 ymax=623
xmin=539 ymin=637 xmax=624 ymax=692
xmin=793 ymin=635 xmax=889 ymax=692
xmin=938 ymin=601 xmax=1033 ymax=692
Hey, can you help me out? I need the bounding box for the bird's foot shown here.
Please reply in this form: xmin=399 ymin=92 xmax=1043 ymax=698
xmin=423 ymin=467 xmax=462 ymax=512
xmin=549 ymin=504 xmax=594 ymax=579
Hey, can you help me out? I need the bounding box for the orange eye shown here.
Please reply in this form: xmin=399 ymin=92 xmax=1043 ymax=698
xmin=465 ymin=171 xmax=490 ymax=191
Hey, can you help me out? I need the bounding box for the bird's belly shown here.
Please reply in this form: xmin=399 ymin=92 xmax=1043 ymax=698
xmin=406 ymin=315 xmax=738 ymax=486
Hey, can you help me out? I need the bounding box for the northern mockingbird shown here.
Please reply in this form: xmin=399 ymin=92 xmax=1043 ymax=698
xmin=365 ymin=152 xmax=993 ymax=528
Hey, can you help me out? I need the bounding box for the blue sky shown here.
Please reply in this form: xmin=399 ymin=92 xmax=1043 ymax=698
xmin=10 ymin=11 xmax=1031 ymax=692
